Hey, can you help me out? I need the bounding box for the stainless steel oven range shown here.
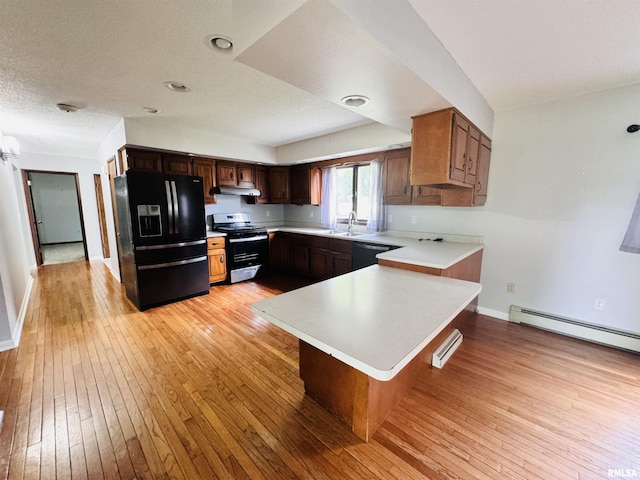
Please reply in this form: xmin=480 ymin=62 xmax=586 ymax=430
xmin=212 ymin=212 xmax=268 ymax=283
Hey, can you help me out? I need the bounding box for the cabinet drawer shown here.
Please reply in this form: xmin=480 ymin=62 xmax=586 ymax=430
xmin=310 ymin=236 xmax=330 ymax=250
xmin=329 ymin=238 xmax=352 ymax=254
xmin=207 ymin=237 xmax=226 ymax=249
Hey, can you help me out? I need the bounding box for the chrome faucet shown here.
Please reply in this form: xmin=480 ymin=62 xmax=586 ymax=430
xmin=347 ymin=210 xmax=357 ymax=235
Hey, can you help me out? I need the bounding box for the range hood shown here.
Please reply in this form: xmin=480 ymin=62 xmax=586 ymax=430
xmin=213 ymin=186 xmax=261 ymax=197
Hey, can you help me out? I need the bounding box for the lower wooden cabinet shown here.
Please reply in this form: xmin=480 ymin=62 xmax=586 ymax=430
xmin=269 ymin=232 xmax=288 ymax=269
xmin=309 ymin=237 xmax=352 ymax=280
xmin=288 ymin=234 xmax=310 ymax=276
xmin=207 ymin=237 xmax=227 ymax=283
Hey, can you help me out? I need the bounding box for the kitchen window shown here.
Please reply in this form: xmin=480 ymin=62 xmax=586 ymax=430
xmin=336 ymin=164 xmax=371 ymax=222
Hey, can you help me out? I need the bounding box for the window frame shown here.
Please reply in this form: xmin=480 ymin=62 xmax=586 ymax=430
xmin=336 ymin=163 xmax=370 ymax=225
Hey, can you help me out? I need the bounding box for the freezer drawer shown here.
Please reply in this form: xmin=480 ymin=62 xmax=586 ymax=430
xmin=136 ymin=255 xmax=209 ymax=310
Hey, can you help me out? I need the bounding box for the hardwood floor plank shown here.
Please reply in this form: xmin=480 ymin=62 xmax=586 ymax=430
xmin=1 ymin=263 xmax=639 ymax=480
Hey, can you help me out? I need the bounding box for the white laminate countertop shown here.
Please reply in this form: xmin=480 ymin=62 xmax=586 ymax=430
xmin=264 ymin=226 xmax=483 ymax=270
xmin=375 ymin=241 xmax=483 ymax=270
xmin=251 ymin=265 xmax=481 ymax=381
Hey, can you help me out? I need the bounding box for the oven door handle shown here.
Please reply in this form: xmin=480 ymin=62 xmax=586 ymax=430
xmin=228 ymin=234 xmax=269 ymax=243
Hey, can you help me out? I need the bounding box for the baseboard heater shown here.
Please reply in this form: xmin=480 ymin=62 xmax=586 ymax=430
xmin=510 ymin=305 xmax=640 ymax=354
xmin=432 ymin=329 xmax=463 ymax=368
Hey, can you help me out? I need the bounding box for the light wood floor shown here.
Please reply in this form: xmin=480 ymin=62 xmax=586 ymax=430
xmin=1 ymin=261 xmax=639 ymax=479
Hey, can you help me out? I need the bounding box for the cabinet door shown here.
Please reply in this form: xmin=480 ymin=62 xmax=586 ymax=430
xmin=237 ymin=164 xmax=255 ymax=188
xmin=465 ymin=126 xmax=480 ymax=185
xmin=269 ymin=232 xmax=288 ymax=269
xmin=309 ymin=248 xmax=331 ymax=280
xmin=126 ymin=148 xmax=162 ymax=172
xmin=208 ymin=249 xmax=227 ymax=283
xmin=162 ymin=154 xmax=192 ymax=176
xmin=383 ymin=150 xmax=412 ymax=204
xmin=254 ymin=166 xmax=269 ymax=204
xmin=450 ymin=114 xmax=469 ymax=183
xmin=216 ymin=161 xmax=236 ymax=187
xmin=411 ymin=185 xmax=441 ymax=205
xmin=474 ymin=136 xmax=491 ymax=206
xmin=332 ymin=252 xmax=352 ymax=277
xmin=194 ymin=158 xmax=217 ymax=205
xmin=290 ymin=166 xmax=311 ymax=205
xmin=268 ymin=167 xmax=290 ymax=204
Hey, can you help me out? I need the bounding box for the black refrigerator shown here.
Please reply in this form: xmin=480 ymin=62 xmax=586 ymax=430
xmin=115 ymin=170 xmax=209 ymax=310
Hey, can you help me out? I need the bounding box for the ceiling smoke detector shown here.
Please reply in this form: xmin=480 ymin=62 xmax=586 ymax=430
xmin=340 ymin=95 xmax=370 ymax=108
xmin=56 ymin=103 xmax=79 ymax=113
xmin=163 ymin=81 xmax=191 ymax=93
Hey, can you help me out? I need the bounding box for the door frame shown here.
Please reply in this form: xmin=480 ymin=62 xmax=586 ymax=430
xmin=22 ymin=170 xmax=89 ymax=266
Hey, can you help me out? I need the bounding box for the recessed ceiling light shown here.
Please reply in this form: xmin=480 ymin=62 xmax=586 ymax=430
xmin=163 ymin=81 xmax=191 ymax=93
xmin=56 ymin=103 xmax=79 ymax=113
xmin=340 ymin=95 xmax=370 ymax=108
xmin=205 ymin=34 xmax=233 ymax=53
xmin=141 ymin=106 xmax=160 ymax=114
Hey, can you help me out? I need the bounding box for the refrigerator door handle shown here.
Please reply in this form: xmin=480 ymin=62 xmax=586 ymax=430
xmin=165 ymin=180 xmax=174 ymax=234
xmin=138 ymin=255 xmax=208 ymax=271
xmin=171 ymin=180 xmax=179 ymax=234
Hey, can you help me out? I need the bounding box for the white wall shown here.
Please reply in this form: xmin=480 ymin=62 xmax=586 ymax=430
xmin=17 ymin=152 xmax=103 ymax=264
xmin=29 ymin=172 xmax=83 ymax=244
xmin=0 ymin=156 xmax=32 ymax=346
xmin=386 ymin=83 xmax=640 ymax=333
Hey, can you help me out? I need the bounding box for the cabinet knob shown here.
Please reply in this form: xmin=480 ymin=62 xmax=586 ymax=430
xmin=220 ymin=255 xmax=224 ymax=263
xmin=403 ymin=185 xmax=407 ymax=194
xmin=230 ymin=171 xmax=234 ymax=179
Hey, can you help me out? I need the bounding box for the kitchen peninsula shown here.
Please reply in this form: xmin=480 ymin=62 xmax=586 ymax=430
xmin=252 ymin=256 xmax=481 ymax=441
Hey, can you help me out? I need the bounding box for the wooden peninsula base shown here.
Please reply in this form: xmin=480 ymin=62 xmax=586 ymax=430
xmin=299 ymin=309 xmax=473 ymax=441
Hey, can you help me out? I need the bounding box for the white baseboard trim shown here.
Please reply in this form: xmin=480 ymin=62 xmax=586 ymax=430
xmin=510 ymin=305 xmax=640 ymax=353
xmin=476 ymin=306 xmax=509 ymax=321
xmin=0 ymin=275 xmax=34 ymax=352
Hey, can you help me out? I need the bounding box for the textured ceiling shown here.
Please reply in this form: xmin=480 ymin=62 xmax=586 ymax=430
xmin=1 ymin=0 xmax=639 ymax=158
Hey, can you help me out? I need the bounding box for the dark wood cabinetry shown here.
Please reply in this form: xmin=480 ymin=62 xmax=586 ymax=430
xmin=123 ymin=148 xmax=162 ymax=173
xmin=269 ymin=232 xmax=288 ymax=269
xmin=254 ymin=166 xmax=269 ymax=204
xmin=216 ymin=161 xmax=256 ymax=188
xmin=268 ymin=167 xmax=290 ymax=204
xmin=308 ymin=236 xmax=352 ymax=280
xmin=162 ymin=154 xmax=193 ymax=176
xmin=288 ymin=234 xmax=310 ymax=276
xmin=290 ymin=165 xmax=321 ymax=205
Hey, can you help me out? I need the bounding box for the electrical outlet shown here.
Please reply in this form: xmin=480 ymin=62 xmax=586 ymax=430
xmin=310 ymin=210 xmax=314 ymax=218
xmin=594 ymin=298 xmax=605 ymax=311
xmin=507 ymin=283 xmax=515 ymax=293
xmin=266 ymin=210 xmax=270 ymax=217
xmin=388 ymin=214 xmax=393 ymax=223
xmin=411 ymin=215 xmax=417 ymax=224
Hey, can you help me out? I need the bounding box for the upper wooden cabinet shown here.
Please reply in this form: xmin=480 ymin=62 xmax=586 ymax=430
xmin=216 ymin=161 xmax=255 ymax=188
xmin=122 ymin=148 xmax=162 ymax=173
xmin=410 ymin=108 xmax=490 ymax=190
xmin=193 ymin=158 xmax=217 ymax=204
xmin=268 ymin=167 xmax=290 ymax=204
xmin=441 ymin=135 xmax=492 ymax=206
xmin=254 ymin=166 xmax=269 ymax=204
xmin=383 ymin=148 xmax=440 ymax=206
xmin=162 ymin=154 xmax=193 ymax=176
xmin=237 ymin=164 xmax=255 ymax=188
xmin=290 ymin=165 xmax=321 ymax=205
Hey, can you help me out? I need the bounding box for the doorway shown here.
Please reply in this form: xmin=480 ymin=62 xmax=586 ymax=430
xmin=22 ymin=170 xmax=88 ymax=266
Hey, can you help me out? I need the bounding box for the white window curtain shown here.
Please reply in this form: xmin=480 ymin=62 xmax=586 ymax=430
xmin=366 ymin=158 xmax=387 ymax=232
xmin=620 ymin=191 xmax=640 ymax=253
xmin=321 ymin=166 xmax=337 ymax=229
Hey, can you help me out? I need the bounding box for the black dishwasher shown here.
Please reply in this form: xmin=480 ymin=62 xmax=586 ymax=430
xmin=352 ymin=242 xmax=397 ymax=270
